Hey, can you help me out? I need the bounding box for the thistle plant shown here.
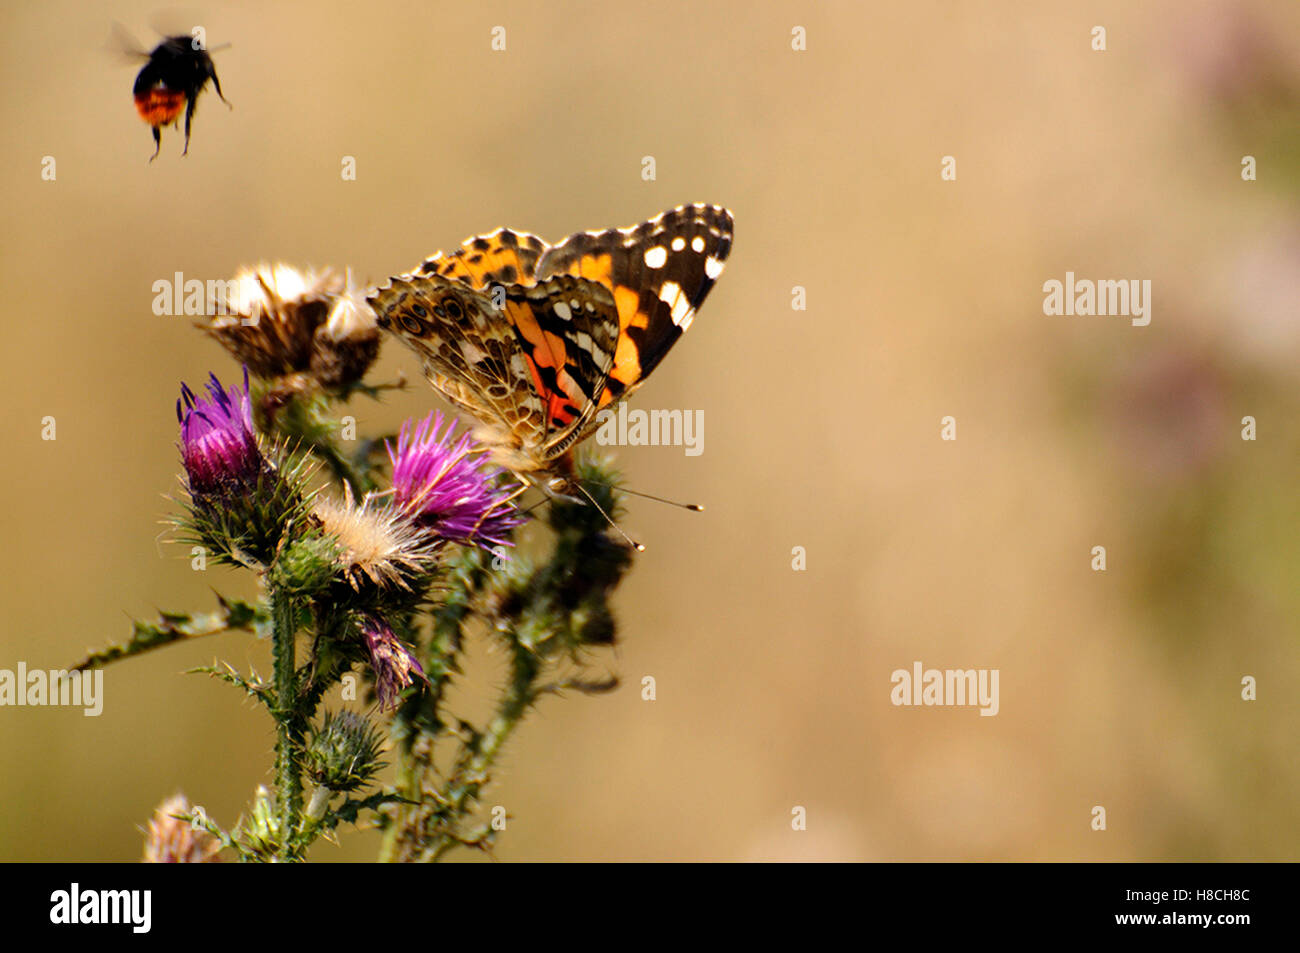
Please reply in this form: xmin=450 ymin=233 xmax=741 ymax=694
xmin=76 ymin=263 xmax=635 ymax=862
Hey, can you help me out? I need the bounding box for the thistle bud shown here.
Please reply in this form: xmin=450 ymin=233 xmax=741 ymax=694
xmin=306 ymin=710 xmax=385 ymax=792
xmin=272 ymin=531 xmax=341 ymax=596
xmin=236 ymin=786 xmax=283 ymax=861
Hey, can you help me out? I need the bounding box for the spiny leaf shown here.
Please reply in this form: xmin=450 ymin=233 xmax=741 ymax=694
xmin=324 ymin=791 xmax=417 ymax=831
xmin=537 ymin=673 xmax=619 ymax=697
xmin=73 ymin=595 xmax=270 ymax=672
xmin=188 ymin=661 xmax=272 ymax=707
xmin=174 ymin=808 xmax=242 ymax=860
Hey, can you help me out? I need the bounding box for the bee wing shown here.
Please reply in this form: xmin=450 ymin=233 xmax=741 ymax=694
xmin=107 ymin=22 xmax=150 ymax=63
xmin=148 ymin=10 xmax=202 ymax=41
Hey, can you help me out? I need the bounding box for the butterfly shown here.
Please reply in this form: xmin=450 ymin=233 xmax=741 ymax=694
xmin=367 ymin=204 xmax=734 ymax=500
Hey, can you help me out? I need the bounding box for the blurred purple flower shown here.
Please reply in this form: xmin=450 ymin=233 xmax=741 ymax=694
xmin=389 ymin=412 xmax=524 ymax=551
xmin=177 ymin=367 xmax=262 ymax=499
xmin=1106 ymin=349 xmax=1228 ymax=486
xmin=1170 ymin=2 xmax=1300 ymax=107
xmin=362 ymin=614 xmax=426 ymax=711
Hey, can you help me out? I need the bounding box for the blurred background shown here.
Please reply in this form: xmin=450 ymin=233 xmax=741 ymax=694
xmin=1 ymin=0 xmax=1297 ymax=861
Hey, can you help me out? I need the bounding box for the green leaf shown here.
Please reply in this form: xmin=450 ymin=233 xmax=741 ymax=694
xmin=188 ymin=661 xmax=273 ymax=708
xmin=72 ymin=594 xmax=270 ymax=672
xmin=325 ymin=791 xmax=416 ymax=831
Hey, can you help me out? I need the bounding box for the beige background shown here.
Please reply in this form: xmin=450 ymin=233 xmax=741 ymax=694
xmin=1 ymin=0 xmax=1297 ymax=861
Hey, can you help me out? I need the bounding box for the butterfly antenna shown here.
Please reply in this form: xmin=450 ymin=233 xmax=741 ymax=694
xmin=519 ymin=496 xmax=550 ymax=518
xmin=583 ymin=481 xmax=704 ymax=512
xmin=575 ymin=484 xmax=645 ymax=552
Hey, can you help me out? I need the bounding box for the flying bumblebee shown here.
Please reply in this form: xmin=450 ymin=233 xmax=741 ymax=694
xmin=122 ymin=30 xmax=231 ymax=161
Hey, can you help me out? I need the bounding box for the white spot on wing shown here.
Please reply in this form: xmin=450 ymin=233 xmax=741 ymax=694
xmin=671 ymin=237 xmax=685 ymax=251
xmin=691 ymin=236 xmax=705 ymax=253
xmin=659 ymin=280 xmax=694 ymax=328
xmin=643 ymin=246 xmax=668 ymax=268
xmin=705 ymin=256 xmax=724 ymax=279
xmin=553 ymin=301 xmax=571 ymax=320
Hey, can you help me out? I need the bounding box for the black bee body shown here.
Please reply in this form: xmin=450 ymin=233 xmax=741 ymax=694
xmin=132 ymin=35 xmax=229 ymax=161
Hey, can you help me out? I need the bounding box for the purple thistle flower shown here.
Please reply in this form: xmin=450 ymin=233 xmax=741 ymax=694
xmin=361 ymin=614 xmax=426 ymax=712
xmin=177 ymin=368 xmax=262 ymax=500
xmin=388 ymin=412 xmax=524 ymax=551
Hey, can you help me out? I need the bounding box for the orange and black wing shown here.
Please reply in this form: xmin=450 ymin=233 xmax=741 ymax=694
xmin=368 ymin=272 xmax=620 ymax=462
xmin=417 ymin=228 xmax=549 ymax=290
xmin=536 ymin=203 xmax=734 ymax=406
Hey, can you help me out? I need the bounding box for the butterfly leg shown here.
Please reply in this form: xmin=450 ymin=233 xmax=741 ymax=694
xmin=148 ymin=125 xmax=161 ymax=162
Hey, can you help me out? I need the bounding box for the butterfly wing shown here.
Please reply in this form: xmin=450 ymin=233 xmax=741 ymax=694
xmin=369 ymin=274 xmax=546 ymax=447
xmin=536 ymin=203 xmax=734 ymax=405
xmin=417 ymin=228 xmax=549 ymax=290
xmin=502 ymin=274 xmax=621 ymax=455
xmin=368 ymin=272 xmax=620 ymax=469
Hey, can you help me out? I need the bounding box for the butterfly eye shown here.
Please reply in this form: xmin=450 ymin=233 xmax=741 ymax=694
xmin=400 ymin=315 xmax=425 ymax=335
xmin=545 ymin=475 xmax=579 ymax=500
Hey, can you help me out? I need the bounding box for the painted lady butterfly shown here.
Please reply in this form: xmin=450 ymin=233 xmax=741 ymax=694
xmin=368 ymin=204 xmax=734 ymax=499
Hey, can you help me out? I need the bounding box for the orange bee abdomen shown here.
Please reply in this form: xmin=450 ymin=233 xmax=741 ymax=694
xmin=134 ymin=87 xmax=186 ymax=127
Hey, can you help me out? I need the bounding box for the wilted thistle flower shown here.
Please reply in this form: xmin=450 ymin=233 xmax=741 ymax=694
xmin=312 ymin=487 xmax=440 ymax=589
xmin=311 ymin=278 xmax=381 ymax=390
xmin=206 ymin=263 xmax=339 ymax=377
xmin=201 ymin=263 xmax=379 ymax=390
xmin=177 ymin=367 xmax=263 ymax=501
xmin=389 ymin=412 xmax=525 ymax=552
xmin=142 ymin=794 xmax=222 ymax=863
xmin=306 ymin=710 xmax=385 ymax=792
xmin=361 ymin=614 xmax=426 ymax=711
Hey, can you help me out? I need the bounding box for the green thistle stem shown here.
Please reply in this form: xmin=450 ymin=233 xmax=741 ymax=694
xmin=380 ymin=641 xmax=539 ymax=863
xmin=428 ymin=644 xmax=539 ymax=861
xmin=270 ymin=584 xmax=303 ymax=859
xmin=380 ymin=556 xmax=481 ymax=863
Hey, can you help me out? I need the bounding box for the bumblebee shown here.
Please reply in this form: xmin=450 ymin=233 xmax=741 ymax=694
xmin=131 ymin=34 xmax=230 ymax=161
